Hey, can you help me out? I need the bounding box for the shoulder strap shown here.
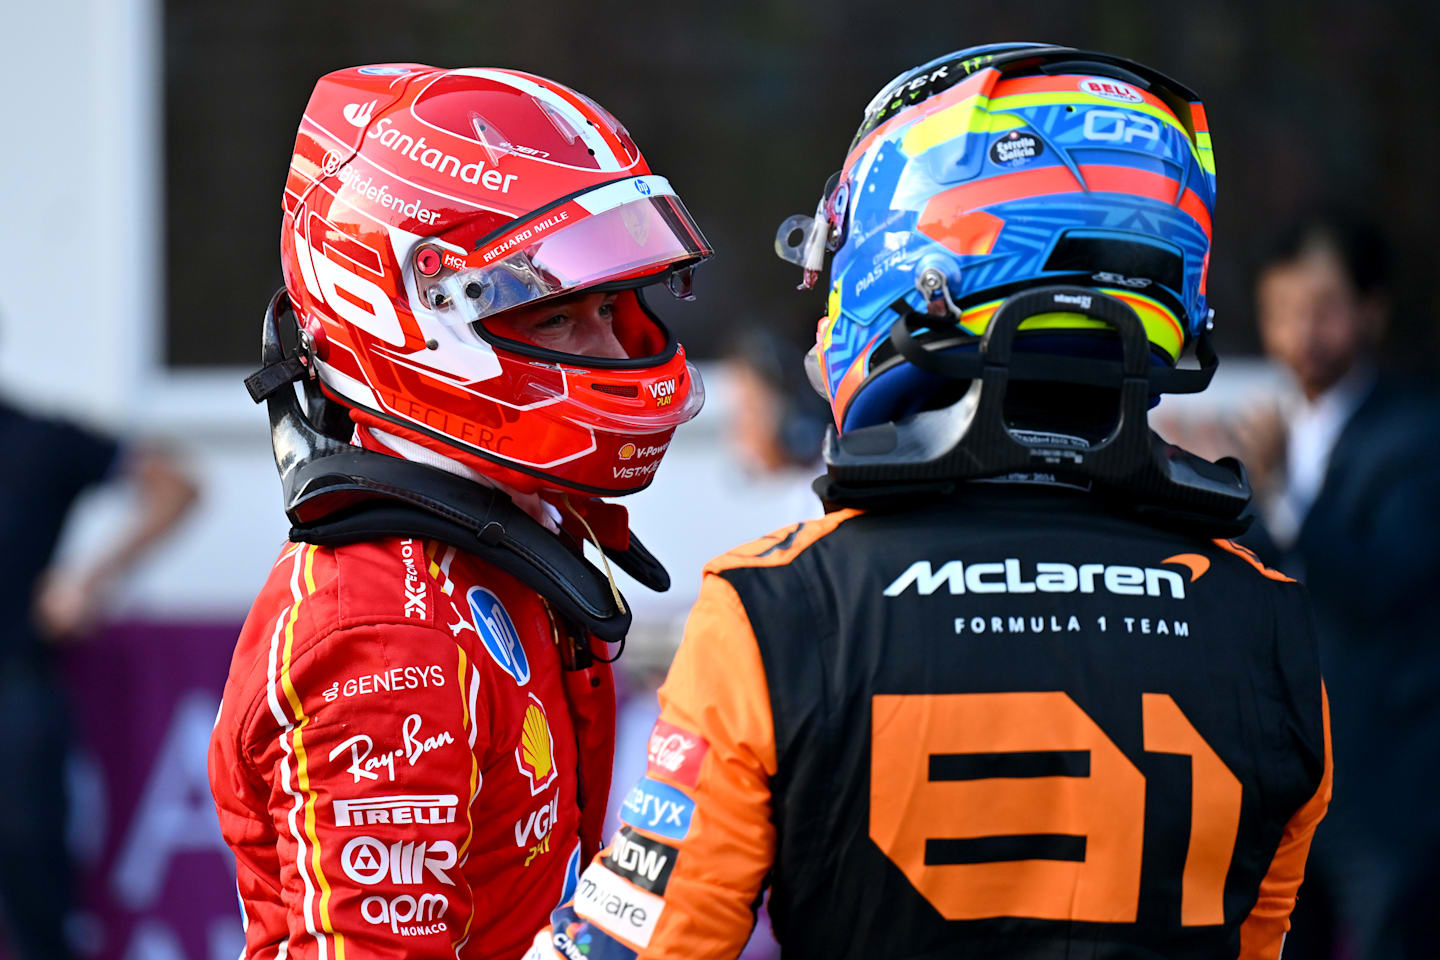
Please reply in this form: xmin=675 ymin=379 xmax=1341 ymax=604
xmin=290 ymin=486 xmax=637 ymax=644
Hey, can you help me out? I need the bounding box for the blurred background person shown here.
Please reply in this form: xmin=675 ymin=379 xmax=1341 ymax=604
xmin=0 ymin=395 xmax=196 ymax=960
xmin=723 ymin=328 xmax=831 ymax=524
xmin=1229 ymin=208 xmax=1440 ymax=960
xmin=1238 ymin=207 xmax=1395 ymax=545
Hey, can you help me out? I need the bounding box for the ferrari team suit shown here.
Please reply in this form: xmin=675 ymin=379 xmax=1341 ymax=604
xmin=210 ymin=535 xmax=615 ymax=959
xmin=526 ymin=488 xmax=1331 ymax=960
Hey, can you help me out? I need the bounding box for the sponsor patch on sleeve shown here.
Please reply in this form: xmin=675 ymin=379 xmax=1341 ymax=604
xmin=333 ymin=793 xmax=458 ymax=827
xmin=645 ymin=719 xmax=709 ymax=787
xmin=467 ymin=585 xmax=531 ymax=685
xmin=619 ymin=777 xmax=695 ymax=841
xmin=602 ymin=826 xmax=678 ymax=894
xmin=549 ymin=907 xmax=639 ymax=960
xmin=572 ymin=863 xmax=664 ymax=948
xmin=399 ymin=538 xmax=430 ymax=622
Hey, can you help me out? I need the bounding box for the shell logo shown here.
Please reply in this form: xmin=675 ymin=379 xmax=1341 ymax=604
xmin=618 ymin=442 xmax=637 ymax=460
xmin=515 ymin=693 xmax=558 ymax=795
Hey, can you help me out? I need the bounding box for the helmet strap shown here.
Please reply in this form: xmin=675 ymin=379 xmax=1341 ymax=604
xmin=561 ymin=494 xmax=627 ymax=616
xmin=819 ymin=285 xmax=1250 ymax=536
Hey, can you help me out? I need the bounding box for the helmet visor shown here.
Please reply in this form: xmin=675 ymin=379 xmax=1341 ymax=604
xmin=478 ymin=287 xmax=672 ymax=362
xmin=418 ymin=175 xmax=711 ymax=331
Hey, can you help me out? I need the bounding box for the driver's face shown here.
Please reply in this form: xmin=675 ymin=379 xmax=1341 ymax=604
xmin=491 ymin=291 xmax=628 ymax=358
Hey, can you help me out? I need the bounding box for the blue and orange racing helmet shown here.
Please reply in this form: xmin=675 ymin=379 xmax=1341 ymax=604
xmin=776 ymin=44 xmax=1217 ymax=433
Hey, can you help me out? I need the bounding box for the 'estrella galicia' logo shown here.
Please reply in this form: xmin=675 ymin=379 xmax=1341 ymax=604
xmin=634 ymin=178 xmax=652 ymax=196
xmin=989 ymin=131 xmax=1044 ymax=167
xmin=466 ymin=586 xmax=530 ymax=686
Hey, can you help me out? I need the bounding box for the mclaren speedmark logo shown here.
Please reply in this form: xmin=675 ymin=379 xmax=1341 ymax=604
xmin=884 ymin=554 xmax=1209 ymax=600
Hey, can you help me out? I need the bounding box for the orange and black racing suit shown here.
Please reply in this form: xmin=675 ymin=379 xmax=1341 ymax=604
xmin=525 ymin=487 xmax=1330 ymax=960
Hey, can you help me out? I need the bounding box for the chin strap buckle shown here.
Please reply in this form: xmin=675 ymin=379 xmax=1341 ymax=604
xmin=244 ymin=356 xmax=307 ymax=403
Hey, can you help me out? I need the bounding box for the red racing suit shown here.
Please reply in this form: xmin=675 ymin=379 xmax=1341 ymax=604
xmin=209 ymin=535 xmax=616 ymax=960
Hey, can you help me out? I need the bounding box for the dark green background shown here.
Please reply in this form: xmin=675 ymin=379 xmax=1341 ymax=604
xmin=165 ymin=0 xmax=1440 ymax=374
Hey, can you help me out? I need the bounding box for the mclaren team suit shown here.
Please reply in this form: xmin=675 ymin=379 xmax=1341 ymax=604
xmin=526 ymin=488 xmax=1330 ymax=960
xmin=210 ymin=536 xmax=616 ymax=959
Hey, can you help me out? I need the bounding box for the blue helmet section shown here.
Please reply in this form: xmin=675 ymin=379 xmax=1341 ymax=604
xmin=812 ymin=45 xmax=1217 ymax=433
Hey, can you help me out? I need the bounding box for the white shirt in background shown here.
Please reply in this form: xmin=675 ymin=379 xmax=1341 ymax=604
xmin=1267 ymin=364 xmax=1375 ymax=547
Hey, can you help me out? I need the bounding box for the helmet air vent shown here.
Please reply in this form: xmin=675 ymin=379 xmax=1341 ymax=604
xmin=1044 ymin=233 xmax=1184 ymax=294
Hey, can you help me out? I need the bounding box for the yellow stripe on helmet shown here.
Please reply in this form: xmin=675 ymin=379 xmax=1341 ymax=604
xmin=956 ymin=290 xmax=1185 ymax=363
xmin=899 ymin=96 xmax=1027 ymax=157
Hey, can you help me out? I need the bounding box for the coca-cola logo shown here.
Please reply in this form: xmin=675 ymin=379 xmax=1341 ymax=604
xmin=650 ymin=734 xmax=692 ymax=770
xmin=645 ymin=720 xmax=709 ymax=788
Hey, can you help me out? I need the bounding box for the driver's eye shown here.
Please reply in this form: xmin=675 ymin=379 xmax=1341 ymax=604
xmin=535 ymin=313 xmax=569 ymax=330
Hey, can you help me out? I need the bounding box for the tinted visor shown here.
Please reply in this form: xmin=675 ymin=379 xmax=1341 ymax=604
xmin=418 ymin=175 xmax=711 ymax=329
xmin=479 ymin=288 xmax=670 ymax=361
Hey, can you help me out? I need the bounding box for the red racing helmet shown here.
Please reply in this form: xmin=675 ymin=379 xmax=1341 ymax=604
xmin=279 ymin=64 xmax=713 ymax=497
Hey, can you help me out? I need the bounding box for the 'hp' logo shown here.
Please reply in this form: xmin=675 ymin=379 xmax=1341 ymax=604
xmin=634 ymin=179 xmax=652 ymax=196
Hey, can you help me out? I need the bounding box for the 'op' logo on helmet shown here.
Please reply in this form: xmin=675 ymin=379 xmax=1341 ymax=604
xmin=467 ymin=586 xmax=530 ymax=685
